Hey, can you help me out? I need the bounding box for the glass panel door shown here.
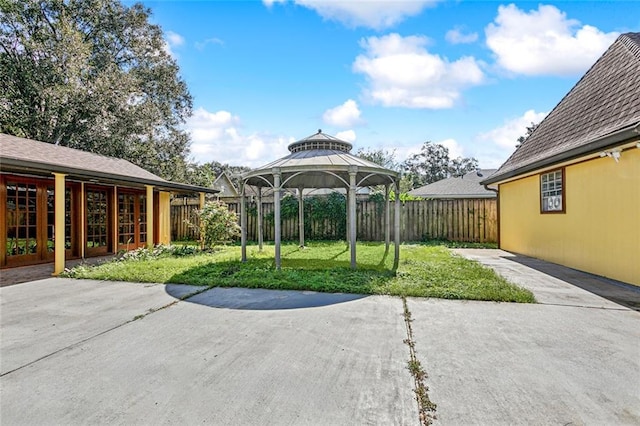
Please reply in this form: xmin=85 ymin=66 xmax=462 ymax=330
xmin=118 ymin=193 xmax=136 ymax=248
xmin=117 ymin=192 xmax=146 ymax=250
xmin=5 ymin=181 xmax=39 ymax=263
xmin=139 ymin=194 xmax=147 ymax=244
xmin=86 ymin=188 xmax=109 ymax=254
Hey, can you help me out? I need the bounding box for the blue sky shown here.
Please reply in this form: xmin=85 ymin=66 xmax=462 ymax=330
xmin=137 ymin=0 xmax=639 ymax=169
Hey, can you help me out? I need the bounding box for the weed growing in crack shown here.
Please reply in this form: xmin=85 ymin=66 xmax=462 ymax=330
xmin=402 ymin=296 xmax=437 ymax=426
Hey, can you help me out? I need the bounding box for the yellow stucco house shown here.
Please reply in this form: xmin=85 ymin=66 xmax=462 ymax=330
xmin=483 ymin=33 xmax=640 ymax=286
xmin=0 ymin=133 xmax=217 ymax=274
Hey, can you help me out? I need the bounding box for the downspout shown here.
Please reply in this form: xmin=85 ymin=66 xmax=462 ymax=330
xmin=483 ymin=183 xmax=500 ymax=248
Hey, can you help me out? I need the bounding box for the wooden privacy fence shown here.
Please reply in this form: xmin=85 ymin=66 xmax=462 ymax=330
xmin=171 ymin=198 xmax=497 ymax=243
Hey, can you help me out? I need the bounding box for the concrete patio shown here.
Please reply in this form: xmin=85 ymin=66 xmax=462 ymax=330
xmin=1 ymin=249 xmax=638 ymax=425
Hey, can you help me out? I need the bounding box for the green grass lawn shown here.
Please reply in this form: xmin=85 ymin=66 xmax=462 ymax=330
xmin=63 ymin=242 xmax=535 ymax=303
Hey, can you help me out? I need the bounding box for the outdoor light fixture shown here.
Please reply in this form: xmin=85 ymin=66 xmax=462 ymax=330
xmin=599 ymin=149 xmax=622 ymax=162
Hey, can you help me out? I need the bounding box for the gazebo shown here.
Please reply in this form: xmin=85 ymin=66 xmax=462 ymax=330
xmin=240 ymin=130 xmax=401 ymax=270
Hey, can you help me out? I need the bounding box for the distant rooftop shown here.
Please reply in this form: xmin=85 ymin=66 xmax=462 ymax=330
xmin=408 ymin=169 xmax=497 ymax=199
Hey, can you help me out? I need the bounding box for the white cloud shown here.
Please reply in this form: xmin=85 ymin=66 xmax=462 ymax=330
xmin=336 ymin=130 xmax=356 ymax=143
xmin=439 ymin=138 xmax=464 ymax=159
xmin=265 ymin=0 xmax=438 ymax=29
xmin=445 ymin=27 xmax=478 ymax=44
xmin=186 ymin=107 xmax=291 ymax=167
xmin=163 ymin=31 xmax=185 ymax=57
xmin=195 ymin=37 xmax=224 ymax=50
xmin=262 ymin=0 xmax=285 ymax=6
xmin=485 ymin=4 xmax=619 ymax=76
xmin=478 ymin=109 xmax=548 ymax=149
xmin=474 ymin=109 xmax=548 ymax=167
xmin=322 ymin=100 xmax=363 ymax=128
xmin=353 ymin=33 xmax=485 ymax=109
xmin=166 ymin=31 xmax=185 ymax=47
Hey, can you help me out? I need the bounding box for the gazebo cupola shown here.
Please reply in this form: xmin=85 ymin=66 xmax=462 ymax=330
xmin=240 ymin=130 xmax=402 ymax=270
xmin=287 ymin=129 xmax=353 ymax=153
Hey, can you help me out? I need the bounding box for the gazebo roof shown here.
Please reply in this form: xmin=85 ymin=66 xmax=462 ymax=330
xmin=243 ymin=130 xmax=399 ymax=189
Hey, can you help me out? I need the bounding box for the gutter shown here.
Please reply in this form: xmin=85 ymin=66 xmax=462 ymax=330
xmin=482 ymin=122 xmax=640 ymax=185
xmin=482 ymin=184 xmax=499 ymax=195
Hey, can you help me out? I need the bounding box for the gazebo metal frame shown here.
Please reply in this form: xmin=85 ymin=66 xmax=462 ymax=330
xmin=239 ymin=130 xmax=401 ymax=270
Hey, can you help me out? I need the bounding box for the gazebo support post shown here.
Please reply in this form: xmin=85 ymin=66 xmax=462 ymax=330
xmin=241 ymin=182 xmax=247 ymax=262
xmin=199 ymin=192 xmax=205 ymax=249
xmin=384 ymin=183 xmax=390 ymax=252
xmin=393 ymin=180 xmax=401 ymax=270
xmin=298 ymin=187 xmax=304 ymax=248
xmin=349 ymin=167 xmax=357 ymax=269
xmin=273 ymin=169 xmax=282 ymax=270
xmin=257 ymin=187 xmax=263 ymax=251
xmin=345 ymin=190 xmax=350 ymax=245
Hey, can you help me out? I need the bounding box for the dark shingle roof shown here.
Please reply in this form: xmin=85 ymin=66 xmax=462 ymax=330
xmin=484 ymin=32 xmax=640 ymax=184
xmin=1 ymin=133 xmax=163 ymax=180
xmin=0 ymin=133 xmax=217 ymax=194
xmin=408 ymin=169 xmax=497 ymax=199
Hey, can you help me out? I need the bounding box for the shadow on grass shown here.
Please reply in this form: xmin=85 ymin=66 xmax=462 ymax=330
xmin=165 ymin=254 xmax=395 ymax=310
xmin=328 ymin=244 xmax=349 ymax=260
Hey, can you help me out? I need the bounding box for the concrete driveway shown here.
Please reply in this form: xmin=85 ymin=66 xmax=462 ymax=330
xmin=1 ymin=249 xmax=639 ymax=425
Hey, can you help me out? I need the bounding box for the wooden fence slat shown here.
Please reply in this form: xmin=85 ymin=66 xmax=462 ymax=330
xmin=171 ymin=198 xmax=498 ymax=244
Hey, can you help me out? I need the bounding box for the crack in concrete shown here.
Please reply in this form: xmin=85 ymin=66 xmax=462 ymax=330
xmin=537 ymin=302 xmax=634 ymax=311
xmin=1 ymin=286 xmax=213 ymax=378
xmin=0 ymin=299 xmax=181 ymax=378
xmin=401 ymin=296 xmax=437 ymax=425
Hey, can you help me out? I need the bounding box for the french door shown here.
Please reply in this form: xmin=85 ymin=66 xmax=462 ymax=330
xmin=85 ymin=187 xmax=110 ymax=256
xmin=117 ymin=191 xmax=147 ymax=250
xmin=3 ymin=177 xmax=74 ymax=267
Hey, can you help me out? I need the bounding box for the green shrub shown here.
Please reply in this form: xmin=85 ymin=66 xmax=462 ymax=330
xmin=188 ymin=200 xmax=241 ymax=249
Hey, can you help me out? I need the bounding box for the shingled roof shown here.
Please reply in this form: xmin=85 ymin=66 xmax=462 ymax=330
xmin=408 ymin=169 xmax=497 ymax=199
xmin=0 ymin=133 xmax=217 ymax=194
xmin=483 ymin=32 xmax=640 ymax=185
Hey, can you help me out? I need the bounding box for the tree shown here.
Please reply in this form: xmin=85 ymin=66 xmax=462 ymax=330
xmin=356 ymin=147 xmax=400 ymax=171
xmin=185 ymin=161 xmax=251 ymax=189
xmin=516 ymin=122 xmax=540 ymax=148
xmin=0 ymin=0 xmax=192 ymax=180
xmin=402 ymin=141 xmax=478 ymax=189
xmin=448 ymin=157 xmax=478 ymax=178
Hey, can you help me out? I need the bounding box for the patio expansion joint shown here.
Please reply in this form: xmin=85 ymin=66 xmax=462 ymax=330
xmin=0 ymin=298 xmax=182 ymax=378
